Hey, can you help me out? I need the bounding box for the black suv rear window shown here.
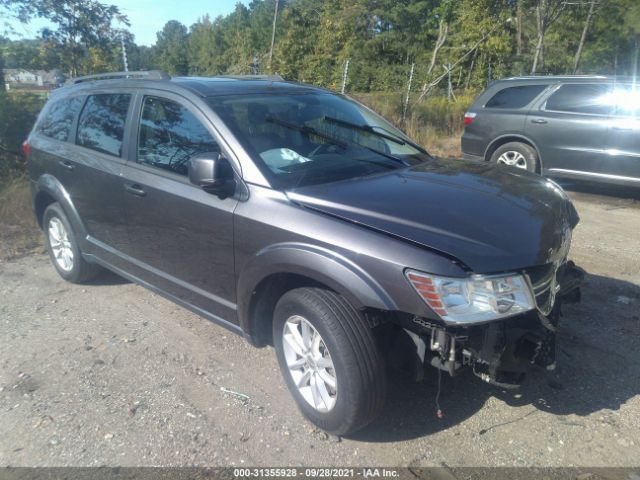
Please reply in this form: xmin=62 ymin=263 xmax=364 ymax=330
xmin=544 ymin=84 xmax=611 ymax=115
xmin=76 ymin=94 xmax=131 ymax=157
xmin=38 ymin=97 xmax=83 ymax=141
xmin=485 ymin=85 xmax=547 ymax=109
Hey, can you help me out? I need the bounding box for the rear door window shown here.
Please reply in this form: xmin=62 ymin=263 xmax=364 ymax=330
xmin=544 ymin=84 xmax=612 ymax=115
xmin=38 ymin=96 xmax=83 ymax=141
xmin=485 ymin=85 xmax=547 ymax=109
xmin=76 ymin=94 xmax=131 ymax=157
xmin=137 ymin=96 xmax=220 ymax=176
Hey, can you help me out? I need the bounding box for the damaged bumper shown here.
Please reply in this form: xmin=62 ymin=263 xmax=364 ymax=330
xmin=404 ymin=261 xmax=585 ymax=388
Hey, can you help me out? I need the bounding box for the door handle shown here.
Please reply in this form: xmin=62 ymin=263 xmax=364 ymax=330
xmin=58 ymin=160 xmax=75 ymax=170
xmin=530 ymin=118 xmax=548 ymax=124
xmin=125 ymin=184 xmax=147 ymax=197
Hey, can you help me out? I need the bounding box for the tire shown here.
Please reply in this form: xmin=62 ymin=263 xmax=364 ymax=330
xmin=490 ymin=141 xmax=539 ymax=173
xmin=273 ymin=288 xmax=387 ymax=436
xmin=43 ymin=203 xmax=101 ymax=283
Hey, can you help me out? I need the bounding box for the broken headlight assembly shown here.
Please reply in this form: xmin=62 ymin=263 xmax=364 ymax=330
xmin=405 ymin=269 xmax=536 ymax=324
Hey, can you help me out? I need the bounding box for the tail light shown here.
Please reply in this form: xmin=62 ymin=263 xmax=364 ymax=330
xmin=463 ymin=112 xmax=476 ymax=126
xmin=22 ymin=140 xmax=30 ymax=159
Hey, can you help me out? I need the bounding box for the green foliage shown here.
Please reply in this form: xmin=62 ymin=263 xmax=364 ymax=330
xmin=0 ymin=92 xmax=45 ymax=184
xmin=155 ymin=20 xmax=189 ymax=75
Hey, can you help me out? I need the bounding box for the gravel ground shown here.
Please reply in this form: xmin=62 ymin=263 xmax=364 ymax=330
xmin=0 ymin=183 xmax=639 ymax=468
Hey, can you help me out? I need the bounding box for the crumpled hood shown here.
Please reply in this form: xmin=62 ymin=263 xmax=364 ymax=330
xmin=286 ymin=158 xmax=579 ymax=273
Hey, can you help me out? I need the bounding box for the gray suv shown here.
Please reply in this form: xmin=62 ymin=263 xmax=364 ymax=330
xmin=27 ymin=71 xmax=582 ymax=435
xmin=462 ymin=75 xmax=640 ymax=186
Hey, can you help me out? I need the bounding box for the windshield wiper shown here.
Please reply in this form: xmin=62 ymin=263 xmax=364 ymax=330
xmin=323 ymin=115 xmax=429 ymax=154
xmin=322 ymin=115 xmax=408 ymax=145
xmin=266 ymin=115 xmax=347 ymax=148
xmin=267 ymin=114 xmax=405 ymax=166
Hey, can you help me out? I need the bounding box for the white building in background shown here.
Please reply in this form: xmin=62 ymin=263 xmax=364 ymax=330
xmin=3 ymin=68 xmax=65 ymax=91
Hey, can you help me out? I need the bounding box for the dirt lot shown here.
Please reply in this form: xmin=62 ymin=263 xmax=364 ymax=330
xmin=0 ymin=183 xmax=639 ymax=467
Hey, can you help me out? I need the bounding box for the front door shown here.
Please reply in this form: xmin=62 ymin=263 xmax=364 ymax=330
xmin=121 ymin=93 xmax=239 ymax=324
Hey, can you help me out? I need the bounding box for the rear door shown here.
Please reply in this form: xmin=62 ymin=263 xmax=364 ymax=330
xmin=120 ymin=92 xmax=239 ymax=324
xmin=602 ymin=84 xmax=640 ymax=181
xmin=70 ymin=92 xmax=133 ymax=262
xmin=462 ymin=83 xmax=548 ymax=158
xmin=526 ymin=83 xmax=612 ymax=175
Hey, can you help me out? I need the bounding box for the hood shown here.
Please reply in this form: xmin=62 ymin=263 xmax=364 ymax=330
xmin=286 ymin=158 xmax=579 ymax=273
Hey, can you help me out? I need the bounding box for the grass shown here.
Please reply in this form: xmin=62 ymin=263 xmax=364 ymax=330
xmin=0 ymin=176 xmax=42 ymax=261
xmin=353 ymin=92 xmax=472 ymax=158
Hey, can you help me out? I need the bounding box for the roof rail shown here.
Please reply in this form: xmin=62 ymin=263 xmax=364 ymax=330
xmin=68 ymin=70 xmax=171 ymax=85
xmin=502 ymin=74 xmax=608 ymax=81
xmin=217 ymin=74 xmax=284 ymax=81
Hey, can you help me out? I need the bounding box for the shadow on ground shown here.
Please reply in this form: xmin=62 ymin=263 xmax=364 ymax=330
xmin=87 ymin=268 xmax=131 ymax=286
xmin=353 ymin=271 xmax=640 ymax=442
xmin=555 ymin=179 xmax=640 ymax=202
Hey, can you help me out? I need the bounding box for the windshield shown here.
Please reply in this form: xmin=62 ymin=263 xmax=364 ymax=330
xmin=207 ymin=93 xmax=431 ymax=189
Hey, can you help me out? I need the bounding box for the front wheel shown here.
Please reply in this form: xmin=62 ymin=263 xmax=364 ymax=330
xmin=273 ymin=288 xmax=387 ymax=436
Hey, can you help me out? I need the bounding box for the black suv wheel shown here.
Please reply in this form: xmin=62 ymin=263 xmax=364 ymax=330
xmin=490 ymin=141 xmax=539 ymax=173
xmin=43 ymin=203 xmax=101 ymax=283
xmin=272 ymin=288 xmax=387 ymax=436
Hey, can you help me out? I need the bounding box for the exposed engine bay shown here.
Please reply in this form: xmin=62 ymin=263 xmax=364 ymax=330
xmin=385 ymin=261 xmax=585 ymax=388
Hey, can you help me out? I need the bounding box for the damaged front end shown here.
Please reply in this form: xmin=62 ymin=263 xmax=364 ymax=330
xmin=392 ymin=261 xmax=584 ymax=388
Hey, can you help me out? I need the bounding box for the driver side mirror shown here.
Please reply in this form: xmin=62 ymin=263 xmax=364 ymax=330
xmin=188 ymin=152 xmax=235 ymax=198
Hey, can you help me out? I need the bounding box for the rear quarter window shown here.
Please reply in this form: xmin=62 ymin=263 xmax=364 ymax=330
xmin=38 ymin=96 xmax=83 ymax=141
xmin=485 ymin=85 xmax=547 ymax=109
xmin=544 ymin=84 xmax=611 ymax=115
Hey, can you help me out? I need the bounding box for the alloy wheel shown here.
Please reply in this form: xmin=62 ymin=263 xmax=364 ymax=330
xmin=282 ymin=315 xmax=338 ymax=412
xmin=48 ymin=217 xmax=74 ymax=272
xmin=497 ymin=150 xmax=528 ymax=169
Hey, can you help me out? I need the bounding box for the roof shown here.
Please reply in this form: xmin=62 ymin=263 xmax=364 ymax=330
xmin=58 ymin=71 xmax=329 ymax=98
xmin=171 ymin=76 xmax=327 ymax=97
xmin=496 ymin=75 xmax=637 ymax=84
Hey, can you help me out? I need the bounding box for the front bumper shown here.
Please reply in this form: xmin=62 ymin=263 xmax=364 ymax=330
xmin=401 ymin=261 xmax=585 ymax=387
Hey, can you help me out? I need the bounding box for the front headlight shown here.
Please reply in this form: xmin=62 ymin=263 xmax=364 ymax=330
xmin=405 ymin=269 xmax=536 ymax=324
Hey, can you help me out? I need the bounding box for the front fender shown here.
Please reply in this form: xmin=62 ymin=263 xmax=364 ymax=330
xmin=236 ymin=242 xmax=397 ymax=336
xmin=34 ymin=174 xmax=88 ymax=243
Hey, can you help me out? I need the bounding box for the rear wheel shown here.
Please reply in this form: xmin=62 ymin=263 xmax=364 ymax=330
xmin=273 ymin=288 xmax=387 ymax=435
xmin=490 ymin=141 xmax=539 ymax=173
xmin=43 ymin=203 xmax=101 ymax=283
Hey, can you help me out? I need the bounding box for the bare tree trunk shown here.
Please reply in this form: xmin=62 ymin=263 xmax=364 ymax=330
xmin=427 ymin=19 xmax=448 ymax=75
xmin=532 ymin=2 xmax=544 ymax=73
xmin=516 ymin=0 xmax=523 ymax=56
xmin=573 ymin=0 xmax=597 ymax=73
xmin=268 ymin=0 xmax=279 ymax=70
xmin=531 ymin=0 xmax=567 ymax=74
xmin=465 ymin=48 xmax=478 ymax=89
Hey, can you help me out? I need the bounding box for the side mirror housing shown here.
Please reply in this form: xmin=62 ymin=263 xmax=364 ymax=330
xmin=188 ymin=152 xmax=235 ymax=197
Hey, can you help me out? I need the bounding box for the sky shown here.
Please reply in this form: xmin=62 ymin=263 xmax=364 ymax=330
xmin=7 ymin=0 xmax=249 ymax=46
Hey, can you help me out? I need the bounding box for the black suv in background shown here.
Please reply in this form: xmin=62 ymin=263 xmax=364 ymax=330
xmin=27 ymin=71 xmax=582 ymax=435
xmin=462 ymin=75 xmax=640 ymax=186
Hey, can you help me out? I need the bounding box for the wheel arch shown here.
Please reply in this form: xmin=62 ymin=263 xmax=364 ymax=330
xmin=34 ymin=174 xmax=88 ymax=241
xmin=483 ymin=134 xmax=544 ymax=173
xmin=237 ymin=243 xmax=397 ymax=347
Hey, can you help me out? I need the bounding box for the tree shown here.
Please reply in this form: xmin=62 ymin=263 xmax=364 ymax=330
xmin=155 ymin=21 xmax=189 ymax=75
xmin=531 ymin=0 xmax=567 ymax=73
xmin=1 ymin=0 xmax=129 ymax=76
